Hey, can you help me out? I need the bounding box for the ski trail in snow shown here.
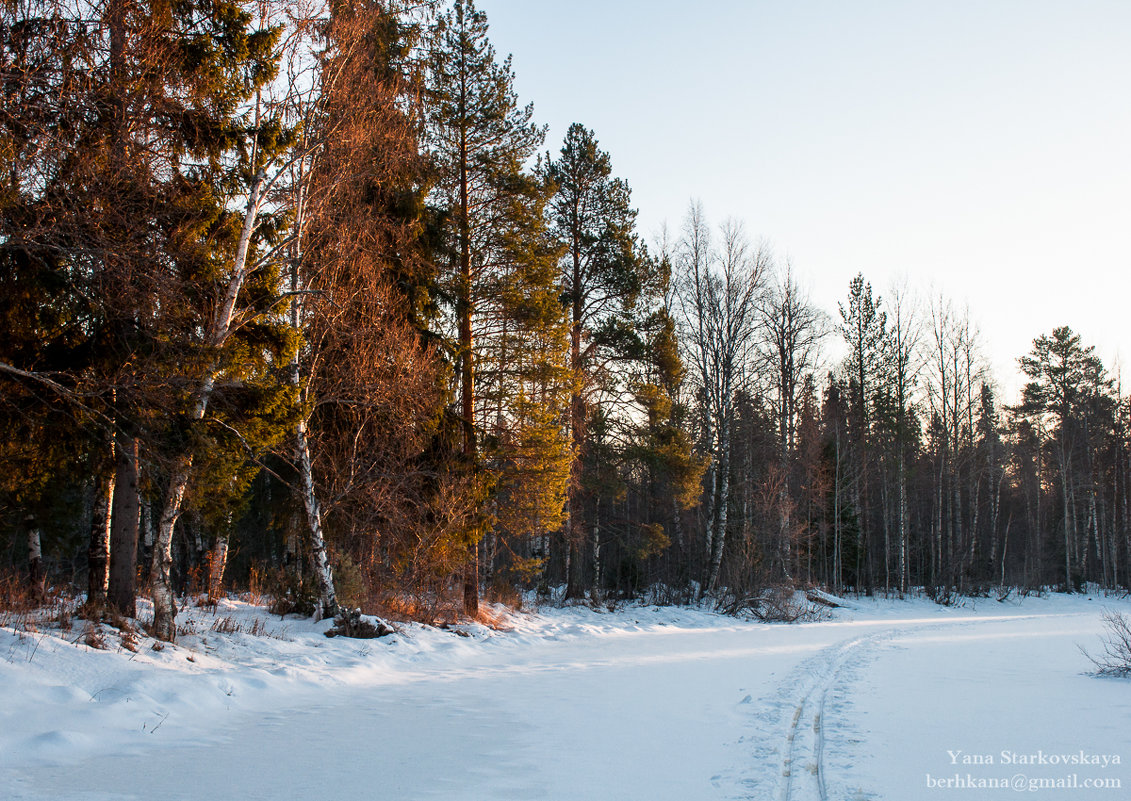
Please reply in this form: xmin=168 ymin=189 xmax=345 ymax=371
xmin=772 ymin=630 xmax=895 ymax=801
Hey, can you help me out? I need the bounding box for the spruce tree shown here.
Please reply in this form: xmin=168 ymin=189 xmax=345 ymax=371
xmin=1 ymin=0 xmax=284 ymax=621
xmin=0 ymin=0 xmax=99 ymax=596
xmin=138 ymin=0 xmax=288 ymax=640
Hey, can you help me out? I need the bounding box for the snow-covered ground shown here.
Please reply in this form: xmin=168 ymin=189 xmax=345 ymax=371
xmin=2 ymin=592 xmax=1129 ymax=800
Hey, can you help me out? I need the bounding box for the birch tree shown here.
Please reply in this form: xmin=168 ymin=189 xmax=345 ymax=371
xmin=676 ymin=208 xmax=768 ymax=595
xmin=146 ymin=2 xmax=301 ymax=641
xmin=881 ymin=282 xmax=921 ymax=594
xmin=924 ymin=296 xmax=982 ymax=595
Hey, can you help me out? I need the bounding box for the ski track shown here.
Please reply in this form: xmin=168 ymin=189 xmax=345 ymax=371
xmin=761 ymin=615 xmax=1031 ymax=801
xmin=770 ymin=630 xmax=896 ymax=801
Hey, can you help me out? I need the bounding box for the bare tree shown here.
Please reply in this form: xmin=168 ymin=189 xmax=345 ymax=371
xmin=760 ymin=263 xmax=827 ymax=460
xmin=925 ymin=295 xmax=983 ymax=594
xmin=675 ymin=206 xmax=769 ymax=595
xmin=758 ymin=264 xmax=827 ymax=579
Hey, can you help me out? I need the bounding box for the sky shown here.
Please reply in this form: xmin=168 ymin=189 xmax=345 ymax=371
xmin=476 ymin=0 xmax=1131 ymax=401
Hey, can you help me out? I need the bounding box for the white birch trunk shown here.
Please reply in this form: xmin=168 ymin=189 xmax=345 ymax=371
xmin=28 ymin=524 xmax=42 ymax=563
xmin=287 ymin=163 xmax=337 ymax=621
xmin=151 ymin=456 xmax=192 ymax=640
xmin=87 ymin=467 xmax=115 ymax=605
xmin=591 ymin=498 xmax=601 ymax=595
xmin=898 ymin=452 xmax=908 ymax=596
xmin=296 ymin=417 xmax=337 ymax=620
xmin=150 ymin=172 xmax=265 ymax=641
xmin=27 ymin=517 xmax=44 ymax=600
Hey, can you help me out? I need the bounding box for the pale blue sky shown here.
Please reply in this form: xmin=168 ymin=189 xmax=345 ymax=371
xmin=478 ymin=0 xmax=1131 ymax=399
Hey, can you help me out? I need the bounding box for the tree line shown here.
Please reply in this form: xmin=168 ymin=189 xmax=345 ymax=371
xmin=2 ymin=0 xmax=1128 ymax=638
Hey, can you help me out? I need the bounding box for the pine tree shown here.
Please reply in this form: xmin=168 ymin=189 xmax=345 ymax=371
xmin=481 ymin=180 xmax=572 ymax=586
xmin=545 ymin=123 xmax=660 ymax=596
xmin=1018 ymin=326 xmax=1111 ymax=591
xmin=425 ymin=0 xmax=567 ymax=613
xmin=838 ymin=273 xmax=886 ymax=591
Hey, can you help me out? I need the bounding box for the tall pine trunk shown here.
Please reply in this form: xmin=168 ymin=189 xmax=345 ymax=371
xmin=457 ymin=115 xmax=480 ymax=618
xmin=565 ymin=285 xmax=585 ymax=601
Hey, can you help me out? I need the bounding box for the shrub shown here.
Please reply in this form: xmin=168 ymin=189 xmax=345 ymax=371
xmin=1081 ymin=610 xmax=1131 ymax=677
xmin=723 ymin=586 xmax=831 ymax=623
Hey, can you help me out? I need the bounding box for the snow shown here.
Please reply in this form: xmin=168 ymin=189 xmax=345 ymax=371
xmin=2 ymin=593 xmax=1130 ymax=800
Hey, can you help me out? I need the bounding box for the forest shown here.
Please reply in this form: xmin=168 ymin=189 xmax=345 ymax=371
xmin=3 ymin=0 xmax=1130 ymax=641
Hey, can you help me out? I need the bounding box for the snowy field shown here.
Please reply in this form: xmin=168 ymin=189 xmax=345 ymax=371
xmin=2 ymin=592 xmax=1130 ymax=801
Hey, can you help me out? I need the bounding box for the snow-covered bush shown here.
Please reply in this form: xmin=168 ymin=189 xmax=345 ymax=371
xmin=325 ymin=608 xmax=394 ymax=639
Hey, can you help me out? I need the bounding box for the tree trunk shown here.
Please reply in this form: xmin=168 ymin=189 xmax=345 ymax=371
xmin=898 ymin=451 xmax=908 ymax=595
xmin=881 ymin=477 xmax=890 ymax=595
xmin=934 ymin=456 xmax=944 ymax=592
xmin=565 ymin=509 xmax=583 ymax=601
xmin=149 ymin=170 xmax=265 ymax=641
xmin=1000 ymin=516 xmax=1011 ymax=587
xmin=86 ymin=463 xmax=115 ymax=606
xmin=833 ymin=427 xmax=843 ymax=594
xmin=565 ymin=271 xmax=586 ymax=601
xmin=296 ymin=417 xmax=338 ymax=619
xmin=208 ymin=533 xmax=229 ymax=603
xmin=287 ymin=186 xmax=338 ymax=621
xmin=108 ymin=435 xmax=140 ymax=616
xmin=706 ymin=416 xmax=731 ymax=595
xmin=591 ymin=498 xmax=601 ymax=595
xmin=704 ymin=460 xmax=717 ymax=588
xmin=671 ymin=497 xmax=685 ymax=552
xmin=1060 ymin=448 xmax=1073 ymax=590
xmin=454 ymin=107 xmax=481 ymax=619
xmin=150 ymin=456 xmax=191 ymax=640
xmin=26 ymin=515 xmax=45 ymax=602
